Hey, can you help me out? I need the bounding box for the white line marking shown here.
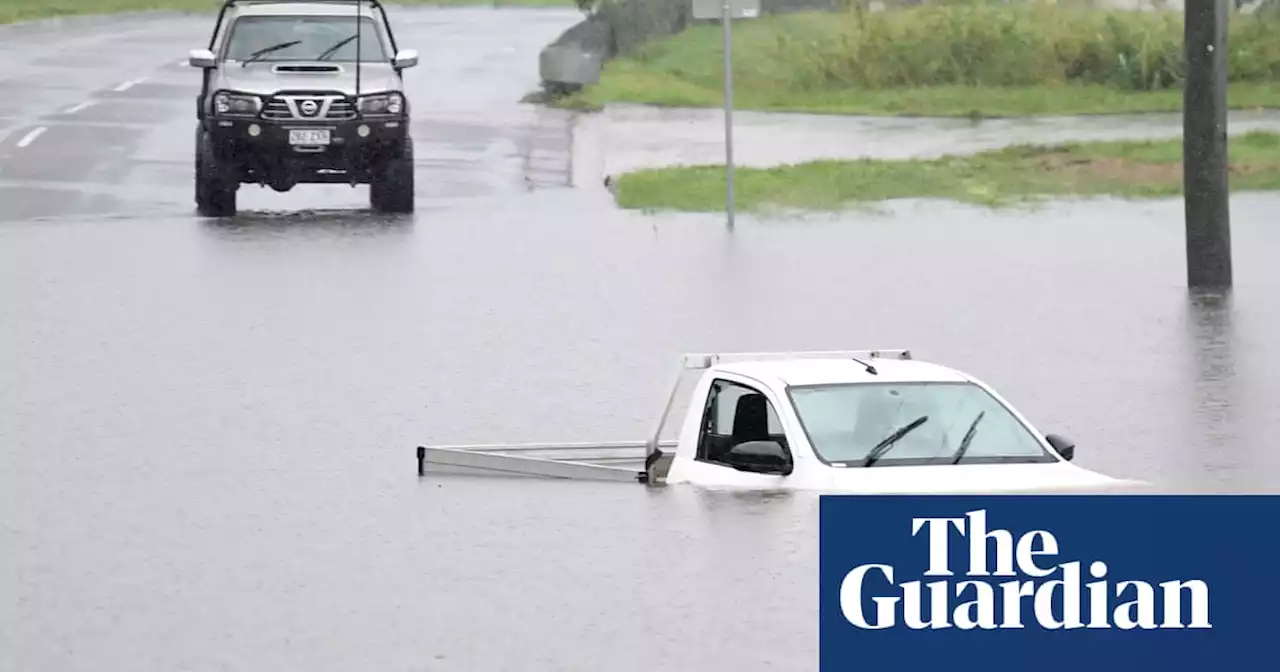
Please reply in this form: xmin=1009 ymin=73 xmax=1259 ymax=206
xmin=113 ymin=77 xmax=148 ymax=92
xmin=64 ymin=101 xmax=96 ymax=114
xmin=177 ymin=60 xmax=188 ymax=67
xmin=16 ymin=127 xmax=47 ymax=148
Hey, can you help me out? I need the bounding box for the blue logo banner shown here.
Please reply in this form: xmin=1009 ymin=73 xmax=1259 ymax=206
xmin=818 ymin=495 xmax=1277 ymax=671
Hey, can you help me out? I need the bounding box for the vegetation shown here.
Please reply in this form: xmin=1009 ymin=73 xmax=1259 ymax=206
xmin=562 ymin=2 xmax=1280 ymax=117
xmin=611 ymin=130 xmax=1280 ymax=212
xmin=0 ymin=0 xmax=577 ymax=24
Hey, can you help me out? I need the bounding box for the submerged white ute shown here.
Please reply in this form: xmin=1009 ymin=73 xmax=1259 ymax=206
xmin=415 ymin=350 xmax=1142 ymax=494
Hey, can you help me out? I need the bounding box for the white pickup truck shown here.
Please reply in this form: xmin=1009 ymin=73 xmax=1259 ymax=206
xmin=416 ymin=350 xmax=1137 ymax=494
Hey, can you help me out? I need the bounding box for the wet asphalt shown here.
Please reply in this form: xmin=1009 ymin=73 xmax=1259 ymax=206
xmin=3 ymin=6 xmax=1280 ymax=671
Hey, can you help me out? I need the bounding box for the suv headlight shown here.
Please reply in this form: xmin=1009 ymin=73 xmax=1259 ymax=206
xmin=213 ymin=91 xmax=262 ymax=117
xmin=357 ymin=92 xmax=404 ymax=116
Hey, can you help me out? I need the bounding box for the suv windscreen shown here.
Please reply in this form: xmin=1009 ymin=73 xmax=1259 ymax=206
xmin=786 ymin=381 xmax=1058 ymax=466
xmin=223 ymin=15 xmax=389 ymax=63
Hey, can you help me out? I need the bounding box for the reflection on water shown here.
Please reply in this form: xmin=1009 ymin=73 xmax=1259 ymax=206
xmin=1183 ymin=290 xmax=1241 ymax=488
xmin=199 ymin=208 xmax=416 ymax=239
xmin=688 ymin=487 xmax=801 ymax=510
xmin=1186 ymin=290 xmax=1236 ymax=393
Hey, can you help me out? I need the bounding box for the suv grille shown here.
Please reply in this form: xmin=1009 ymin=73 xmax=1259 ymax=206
xmin=261 ymin=94 xmax=356 ymax=121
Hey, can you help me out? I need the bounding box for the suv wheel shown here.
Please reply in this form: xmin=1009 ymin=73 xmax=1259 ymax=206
xmin=370 ymin=135 xmax=415 ymax=214
xmin=195 ymin=128 xmax=237 ymax=217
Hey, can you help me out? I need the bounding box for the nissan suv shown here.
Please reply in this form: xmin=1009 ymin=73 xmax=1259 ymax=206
xmin=188 ymin=0 xmax=418 ymax=216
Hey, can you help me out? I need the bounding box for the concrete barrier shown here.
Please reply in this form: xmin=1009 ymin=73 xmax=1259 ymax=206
xmin=538 ymin=12 xmax=615 ymax=91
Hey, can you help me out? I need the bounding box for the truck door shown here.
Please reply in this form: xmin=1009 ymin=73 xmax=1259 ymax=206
xmin=691 ymin=377 xmax=794 ymax=482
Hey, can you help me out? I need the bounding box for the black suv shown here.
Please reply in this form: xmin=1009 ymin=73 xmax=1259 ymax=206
xmin=189 ymin=0 xmax=418 ymax=216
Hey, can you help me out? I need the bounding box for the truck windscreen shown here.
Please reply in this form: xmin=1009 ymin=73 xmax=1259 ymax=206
xmin=224 ymin=15 xmax=387 ymax=62
xmin=786 ymin=381 xmax=1058 ymax=466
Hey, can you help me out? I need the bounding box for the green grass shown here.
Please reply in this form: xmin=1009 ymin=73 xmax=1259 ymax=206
xmin=0 ymin=0 xmax=577 ymax=24
xmin=612 ymin=130 xmax=1280 ymax=212
xmin=568 ymin=73 xmax=1280 ymax=118
xmin=565 ymin=3 xmax=1280 ymax=118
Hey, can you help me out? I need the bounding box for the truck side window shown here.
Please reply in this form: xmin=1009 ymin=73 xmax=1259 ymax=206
xmin=696 ymin=379 xmax=788 ymax=466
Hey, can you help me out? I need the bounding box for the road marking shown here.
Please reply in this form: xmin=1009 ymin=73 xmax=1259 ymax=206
xmin=16 ymin=127 xmax=47 ymax=148
xmin=113 ymin=77 xmax=148 ymax=92
xmin=64 ymin=101 xmax=96 ymax=114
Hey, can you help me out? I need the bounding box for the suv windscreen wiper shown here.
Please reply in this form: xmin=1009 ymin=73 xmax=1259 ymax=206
xmin=316 ymin=34 xmax=359 ymax=61
xmin=950 ymin=411 xmax=986 ymax=464
xmin=862 ymin=415 xmax=928 ymax=467
xmin=240 ymin=40 xmax=302 ymax=67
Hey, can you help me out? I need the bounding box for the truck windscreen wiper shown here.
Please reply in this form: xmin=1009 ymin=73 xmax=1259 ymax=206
xmin=950 ymin=411 xmax=986 ymax=464
xmin=316 ymin=34 xmax=358 ymax=61
xmin=241 ymin=40 xmax=302 ymax=67
xmin=862 ymin=415 xmax=928 ymax=467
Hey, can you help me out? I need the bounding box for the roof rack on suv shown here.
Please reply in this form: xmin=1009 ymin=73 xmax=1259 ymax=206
xmin=216 ymin=0 xmax=388 ymax=9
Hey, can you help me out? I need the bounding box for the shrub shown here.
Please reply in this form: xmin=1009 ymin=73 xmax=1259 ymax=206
xmin=626 ymin=2 xmax=1280 ymax=92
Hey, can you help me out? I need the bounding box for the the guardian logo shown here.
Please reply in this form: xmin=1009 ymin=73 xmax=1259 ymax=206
xmin=840 ymin=509 xmax=1212 ymax=631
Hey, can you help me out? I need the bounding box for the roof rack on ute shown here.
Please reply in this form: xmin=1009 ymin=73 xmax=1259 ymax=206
xmin=680 ymin=350 xmax=913 ymax=369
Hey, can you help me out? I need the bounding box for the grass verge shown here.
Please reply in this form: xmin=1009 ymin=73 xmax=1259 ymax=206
xmin=0 ymin=0 xmax=577 ymax=24
xmin=566 ymin=75 xmax=1280 ymax=119
xmin=565 ymin=3 xmax=1280 ymax=118
xmin=611 ymin=130 xmax=1280 ymax=212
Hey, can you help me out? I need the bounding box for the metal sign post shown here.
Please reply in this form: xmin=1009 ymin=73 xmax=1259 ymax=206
xmin=692 ymin=0 xmax=759 ymax=231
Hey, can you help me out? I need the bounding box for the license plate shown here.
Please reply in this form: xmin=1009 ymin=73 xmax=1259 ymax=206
xmin=288 ymin=129 xmax=331 ymax=145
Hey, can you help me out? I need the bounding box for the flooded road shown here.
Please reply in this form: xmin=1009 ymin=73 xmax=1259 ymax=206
xmin=584 ymin=104 xmax=1280 ymax=179
xmin=3 ymin=7 xmax=1280 ymax=672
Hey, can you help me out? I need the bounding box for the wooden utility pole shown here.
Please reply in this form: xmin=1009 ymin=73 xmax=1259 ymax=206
xmin=1183 ymin=0 xmax=1233 ymax=290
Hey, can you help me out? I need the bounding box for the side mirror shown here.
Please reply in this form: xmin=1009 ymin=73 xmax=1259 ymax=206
xmin=727 ymin=440 xmax=793 ymax=476
xmin=393 ymin=48 xmax=419 ymax=69
xmin=189 ymin=48 xmax=216 ymax=69
xmin=1045 ymin=434 xmax=1076 ymax=462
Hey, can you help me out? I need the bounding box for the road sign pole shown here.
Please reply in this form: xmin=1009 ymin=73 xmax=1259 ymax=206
xmin=1183 ymin=0 xmax=1232 ymax=290
xmin=722 ymin=1 xmax=735 ymax=231
xmin=695 ymin=0 xmax=756 ymax=230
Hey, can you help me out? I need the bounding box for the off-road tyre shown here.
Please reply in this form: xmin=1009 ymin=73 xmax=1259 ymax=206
xmin=195 ymin=128 xmax=237 ymax=217
xmin=370 ymin=135 xmax=415 ymax=214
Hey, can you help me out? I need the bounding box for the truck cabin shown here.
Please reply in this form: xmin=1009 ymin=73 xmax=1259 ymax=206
xmin=679 ymin=357 xmax=1068 ymax=477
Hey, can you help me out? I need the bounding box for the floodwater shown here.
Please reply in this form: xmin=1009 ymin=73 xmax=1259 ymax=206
xmin=587 ymin=105 xmax=1280 ymax=178
xmin=2 ymin=7 xmax=1279 ymax=671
